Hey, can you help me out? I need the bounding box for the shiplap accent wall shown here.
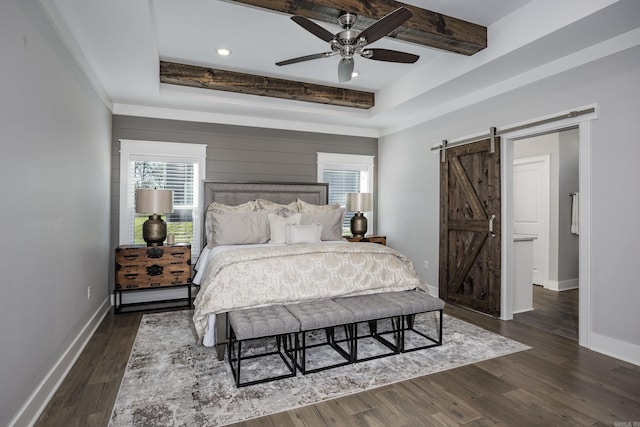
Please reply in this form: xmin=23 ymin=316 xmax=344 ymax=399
xmin=110 ymin=115 xmax=378 ymax=291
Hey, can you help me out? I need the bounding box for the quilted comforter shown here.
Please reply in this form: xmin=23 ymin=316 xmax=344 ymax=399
xmin=192 ymin=242 xmax=426 ymax=342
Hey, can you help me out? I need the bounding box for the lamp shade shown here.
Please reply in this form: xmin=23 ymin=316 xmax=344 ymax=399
xmin=135 ymin=189 xmax=174 ymax=214
xmin=346 ymin=192 xmax=372 ymax=212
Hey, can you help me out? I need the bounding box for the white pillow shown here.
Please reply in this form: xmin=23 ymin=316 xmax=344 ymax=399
xmin=285 ymin=223 xmax=322 ymax=244
xmin=268 ymin=213 xmax=301 ymax=244
xmin=208 ymin=211 xmax=270 ymax=247
xmin=300 ymin=208 xmax=345 ymax=241
xmin=297 ymin=198 xmax=341 ymax=212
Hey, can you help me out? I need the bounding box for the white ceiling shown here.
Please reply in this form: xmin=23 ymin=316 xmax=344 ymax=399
xmin=40 ymin=0 xmax=640 ymax=137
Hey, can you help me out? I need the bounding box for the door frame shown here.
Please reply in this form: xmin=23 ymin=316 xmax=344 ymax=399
xmin=500 ymin=105 xmax=596 ymax=349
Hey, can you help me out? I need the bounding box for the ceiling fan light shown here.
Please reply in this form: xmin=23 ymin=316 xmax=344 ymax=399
xmin=216 ymin=48 xmax=231 ymax=56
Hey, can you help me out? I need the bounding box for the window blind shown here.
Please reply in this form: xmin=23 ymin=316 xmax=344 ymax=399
xmin=322 ymin=169 xmax=361 ymax=229
xmin=126 ymin=159 xmax=200 ymax=250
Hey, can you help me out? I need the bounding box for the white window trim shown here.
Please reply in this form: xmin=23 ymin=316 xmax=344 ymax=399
xmin=119 ymin=140 xmax=207 ymax=251
xmin=317 ymin=152 xmax=375 ymax=232
xmin=317 ymin=153 xmax=375 ymax=193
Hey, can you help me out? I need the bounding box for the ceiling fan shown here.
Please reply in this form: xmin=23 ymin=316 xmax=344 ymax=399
xmin=276 ymin=7 xmax=419 ymax=83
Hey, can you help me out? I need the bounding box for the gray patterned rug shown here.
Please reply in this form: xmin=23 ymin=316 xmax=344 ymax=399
xmin=109 ymin=310 xmax=529 ymax=426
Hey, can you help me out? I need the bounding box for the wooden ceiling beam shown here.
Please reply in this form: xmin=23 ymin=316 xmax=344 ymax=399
xmin=229 ymin=0 xmax=487 ymax=55
xmin=159 ymin=61 xmax=375 ymax=109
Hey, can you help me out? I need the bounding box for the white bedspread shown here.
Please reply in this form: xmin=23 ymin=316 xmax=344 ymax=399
xmin=193 ymin=242 xmax=426 ymax=345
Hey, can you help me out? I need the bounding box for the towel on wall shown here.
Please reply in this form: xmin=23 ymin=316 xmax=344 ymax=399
xmin=571 ymin=192 xmax=579 ymax=235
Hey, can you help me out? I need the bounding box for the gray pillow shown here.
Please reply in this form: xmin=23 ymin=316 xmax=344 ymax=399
xmin=297 ymin=199 xmax=342 ymax=212
xmin=206 ymin=200 xmax=257 ymax=214
xmin=206 ymin=201 xmax=258 ymax=245
xmin=256 ymin=199 xmax=299 ymax=214
xmin=300 ymin=208 xmax=345 ymax=241
xmin=208 ymin=211 xmax=270 ymax=247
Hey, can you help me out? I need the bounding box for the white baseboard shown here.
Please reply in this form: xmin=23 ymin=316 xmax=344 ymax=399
xmin=10 ymin=298 xmax=111 ymax=427
xmin=544 ymin=278 xmax=579 ymax=291
xmin=425 ymin=284 xmax=439 ymax=297
xmin=591 ymin=332 xmax=640 ymax=366
xmin=513 ymin=307 xmax=535 ymax=314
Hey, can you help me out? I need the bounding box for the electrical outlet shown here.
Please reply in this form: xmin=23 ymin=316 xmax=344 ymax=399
xmin=87 ymin=286 xmax=91 ymax=300
xmin=423 ymin=260 xmax=429 ymax=270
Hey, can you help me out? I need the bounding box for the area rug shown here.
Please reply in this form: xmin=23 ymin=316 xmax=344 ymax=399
xmin=109 ymin=310 xmax=529 ymax=426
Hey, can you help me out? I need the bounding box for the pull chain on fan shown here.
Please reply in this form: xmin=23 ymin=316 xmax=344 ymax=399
xmin=276 ymin=7 xmax=419 ymax=83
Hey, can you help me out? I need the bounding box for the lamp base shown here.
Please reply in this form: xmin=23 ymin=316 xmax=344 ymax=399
xmin=142 ymin=214 xmax=167 ymax=246
xmin=350 ymin=212 xmax=368 ymax=238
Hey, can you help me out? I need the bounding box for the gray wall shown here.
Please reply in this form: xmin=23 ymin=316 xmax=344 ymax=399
xmin=558 ymin=130 xmax=580 ymax=283
xmin=378 ymin=45 xmax=640 ymax=363
xmin=110 ymin=116 xmax=378 ymax=290
xmin=0 ymin=1 xmax=112 ymax=425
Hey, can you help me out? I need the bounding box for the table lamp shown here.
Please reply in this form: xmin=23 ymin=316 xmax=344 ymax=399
xmin=135 ymin=189 xmax=174 ymax=246
xmin=346 ymin=192 xmax=372 ymax=238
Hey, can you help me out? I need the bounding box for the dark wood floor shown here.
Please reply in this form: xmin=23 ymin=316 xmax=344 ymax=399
xmin=36 ymin=302 xmax=639 ymax=427
xmin=513 ymin=285 xmax=579 ymax=341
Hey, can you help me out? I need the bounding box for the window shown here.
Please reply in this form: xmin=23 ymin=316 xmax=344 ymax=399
xmin=317 ymin=153 xmax=375 ymax=233
xmin=119 ymin=140 xmax=206 ymax=259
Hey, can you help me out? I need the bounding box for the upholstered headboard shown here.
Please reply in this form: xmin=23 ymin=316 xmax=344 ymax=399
xmin=202 ymin=181 xmax=328 ymax=208
xmin=201 ymin=181 xmax=329 ymax=247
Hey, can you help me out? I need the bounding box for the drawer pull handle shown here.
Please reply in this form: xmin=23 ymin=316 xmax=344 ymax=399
xmin=171 ymin=270 xmax=185 ymax=276
xmin=123 ymin=255 xmax=138 ymax=260
xmin=123 ymin=274 xmax=138 ymax=280
xmin=146 ymin=265 xmax=164 ymax=276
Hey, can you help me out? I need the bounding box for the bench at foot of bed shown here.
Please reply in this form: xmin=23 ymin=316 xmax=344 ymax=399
xmin=224 ymin=290 xmax=444 ymax=387
xmin=227 ymin=305 xmax=299 ymax=387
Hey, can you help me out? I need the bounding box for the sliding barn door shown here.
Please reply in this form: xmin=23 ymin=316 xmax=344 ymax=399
xmin=439 ymin=138 xmax=501 ymax=316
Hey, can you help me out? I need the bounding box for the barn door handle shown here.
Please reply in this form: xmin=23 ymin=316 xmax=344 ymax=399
xmin=488 ymin=214 xmax=496 ymax=238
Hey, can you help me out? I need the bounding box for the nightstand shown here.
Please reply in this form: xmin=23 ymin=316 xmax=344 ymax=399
xmin=346 ymin=235 xmax=387 ymax=245
xmin=114 ymin=244 xmax=192 ymax=313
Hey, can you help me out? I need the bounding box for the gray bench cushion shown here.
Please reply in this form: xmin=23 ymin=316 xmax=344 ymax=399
xmin=286 ymin=299 xmax=355 ymax=330
xmin=377 ymin=290 xmax=445 ymax=315
xmin=332 ymin=294 xmax=403 ymax=322
xmin=229 ymin=305 xmax=300 ymax=340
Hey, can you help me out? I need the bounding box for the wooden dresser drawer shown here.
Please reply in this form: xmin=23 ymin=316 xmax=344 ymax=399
xmin=115 ymin=244 xmax=191 ymax=290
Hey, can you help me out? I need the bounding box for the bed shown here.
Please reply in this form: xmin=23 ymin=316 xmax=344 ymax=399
xmin=192 ymin=181 xmax=427 ymax=360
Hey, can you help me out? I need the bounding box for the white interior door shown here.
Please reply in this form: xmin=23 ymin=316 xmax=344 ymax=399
xmin=513 ymin=155 xmax=549 ymax=286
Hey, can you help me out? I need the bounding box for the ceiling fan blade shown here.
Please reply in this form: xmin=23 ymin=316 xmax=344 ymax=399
xmin=363 ymin=48 xmax=419 ymax=63
xmin=291 ymin=16 xmax=336 ymax=43
xmin=358 ymin=7 xmax=413 ymax=45
xmin=276 ymin=52 xmax=335 ymax=66
xmin=338 ymin=58 xmax=355 ymax=82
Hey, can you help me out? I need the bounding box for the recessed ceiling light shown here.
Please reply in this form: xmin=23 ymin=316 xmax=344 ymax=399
xmin=351 ymin=71 xmax=360 ymax=78
xmin=216 ymin=48 xmax=231 ymax=56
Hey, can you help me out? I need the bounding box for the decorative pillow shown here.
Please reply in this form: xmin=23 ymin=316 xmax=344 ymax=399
xmin=205 ymin=201 xmax=258 ymax=245
xmin=206 ymin=200 xmax=257 ymax=214
xmin=300 ymin=208 xmax=345 ymax=241
xmin=208 ymin=211 xmax=270 ymax=247
xmin=297 ymin=198 xmax=341 ymax=212
xmin=285 ymin=223 xmax=322 ymax=244
xmin=268 ymin=213 xmax=301 ymax=244
xmin=256 ymin=199 xmax=299 ymax=214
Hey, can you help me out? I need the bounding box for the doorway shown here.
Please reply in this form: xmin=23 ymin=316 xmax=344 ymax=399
xmin=510 ymin=130 xmax=579 ymax=340
xmin=499 ymin=109 xmax=594 ymax=348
